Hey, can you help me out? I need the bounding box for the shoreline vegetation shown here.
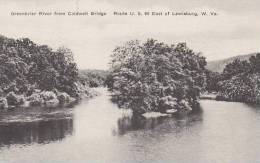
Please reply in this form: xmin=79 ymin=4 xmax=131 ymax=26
xmin=0 ymin=35 xmax=259 ymax=114
xmin=217 ymin=62 xmax=260 ymax=104
xmin=107 ymin=39 xmax=207 ymax=114
xmin=0 ymin=35 xmax=99 ymax=110
xmin=205 ymin=54 xmax=260 ymax=105
xmin=106 ymin=39 xmax=260 ymax=115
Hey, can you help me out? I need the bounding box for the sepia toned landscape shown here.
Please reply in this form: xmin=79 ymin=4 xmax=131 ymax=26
xmin=0 ymin=0 xmax=260 ymax=162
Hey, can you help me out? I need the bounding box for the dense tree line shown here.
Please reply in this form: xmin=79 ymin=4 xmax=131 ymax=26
xmin=79 ymin=69 xmax=109 ymax=87
xmin=216 ymin=54 xmax=260 ymax=104
xmin=107 ymin=39 xmax=207 ymax=114
xmin=0 ymin=35 xmax=93 ymax=109
xmin=205 ymin=70 xmax=221 ymax=92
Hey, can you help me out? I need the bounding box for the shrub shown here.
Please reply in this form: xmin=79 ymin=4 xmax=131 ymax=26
xmin=6 ymin=92 xmax=24 ymax=106
xmin=27 ymin=93 xmax=45 ymax=106
xmin=57 ymin=92 xmax=71 ymax=103
xmin=0 ymin=97 xmax=8 ymax=109
xmin=27 ymin=91 xmax=58 ymax=106
xmin=40 ymin=91 xmax=57 ymax=101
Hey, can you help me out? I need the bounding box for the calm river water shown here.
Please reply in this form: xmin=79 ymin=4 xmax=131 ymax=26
xmin=0 ymin=88 xmax=260 ymax=163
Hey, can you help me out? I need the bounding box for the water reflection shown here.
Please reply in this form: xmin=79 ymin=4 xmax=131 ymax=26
xmin=0 ymin=105 xmax=75 ymax=147
xmin=0 ymin=118 xmax=73 ymax=147
xmin=114 ymin=108 xmax=203 ymax=136
xmin=2 ymin=89 xmax=260 ymax=163
xmin=245 ymin=103 xmax=260 ymax=113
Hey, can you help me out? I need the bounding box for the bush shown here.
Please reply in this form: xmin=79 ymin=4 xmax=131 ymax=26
xmin=0 ymin=97 xmax=8 ymax=109
xmin=57 ymin=92 xmax=71 ymax=103
xmin=6 ymin=92 xmax=24 ymax=106
xmin=159 ymin=96 xmax=178 ymax=111
xmin=27 ymin=93 xmax=45 ymax=106
xmin=40 ymin=91 xmax=57 ymax=101
xmin=27 ymin=91 xmax=58 ymax=106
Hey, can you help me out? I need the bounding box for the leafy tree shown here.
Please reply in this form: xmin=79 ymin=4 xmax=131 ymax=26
xmin=0 ymin=35 xmax=81 ymax=99
xmin=108 ymin=39 xmax=207 ymax=113
xmin=217 ymin=53 xmax=260 ymax=104
xmin=79 ymin=69 xmax=109 ymax=87
xmin=205 ymin=70 xmax=221 ymax=92
xmin=249 ymin=53 xmax=260 ymax=73
xmin=222 ymin=59 xmax=251 ymax=78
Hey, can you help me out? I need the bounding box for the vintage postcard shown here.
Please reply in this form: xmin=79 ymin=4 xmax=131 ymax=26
xmin=0 ymin=0 xmax=260 ymax=162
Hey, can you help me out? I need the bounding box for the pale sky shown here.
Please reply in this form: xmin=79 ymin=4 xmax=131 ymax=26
xmin=0 ymin=0 xmax=260 ymax=70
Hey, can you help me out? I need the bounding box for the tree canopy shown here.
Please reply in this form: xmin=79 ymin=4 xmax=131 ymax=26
xmin=217 ymin=53 xmax=260 ymax=104
xmin=108 ymin=39 xmax=207 ymax=113
xmin=0 ymin=35 xmax=79 ymax=97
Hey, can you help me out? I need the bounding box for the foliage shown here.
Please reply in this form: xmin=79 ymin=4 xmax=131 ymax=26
xmin=249 ymin=53 xmax=260 ymax=73
xmin=27 ymin=92 xmax=45 ymax=106
xmin=0 ymin=97 xmax=8 ymax=109
xmin=0 ymin=35 xmax=79 ymax=97
xmin=6 ymin=92 xmax=25 ymax=106
xmin=108 ymin=39 xmax=207 ymax=113
xmin=79 ymin=69 xmax=109 ymax=87
xmin=217 ymin=53 xmax=260 ymax=104
xmin=205 ymin=70 xmax=221 ymax=92
xmin=27 ymin=91 xmax=59 ymax=106
xmin=57 ymin=92 xmax=72 ymax=103
xmin=222 ymin=59 xmax=251 ymax=79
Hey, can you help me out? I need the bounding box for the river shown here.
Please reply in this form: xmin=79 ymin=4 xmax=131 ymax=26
xmin=0 ymin=88 xmax=260 ymax=163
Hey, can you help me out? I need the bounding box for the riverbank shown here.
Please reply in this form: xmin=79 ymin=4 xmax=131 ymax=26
xmin=200 ymin=93 xmax=218 ymax=100
xmin=0 ymin=84 xmax=99 ymax=110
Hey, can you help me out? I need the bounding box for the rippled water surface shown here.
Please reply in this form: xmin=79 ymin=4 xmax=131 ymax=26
xmin=0 ymin=88 xmax=260 ymax=163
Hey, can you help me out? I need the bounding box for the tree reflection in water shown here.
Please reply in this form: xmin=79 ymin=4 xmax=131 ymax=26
xmin=114 ymin=107 xmax=203 ymax=136
xmin=0 ymin=118 xmax=73 ymax=147
xmin=0 ymin=118 xmax=73 ymax=146
xmin=0 ymin=104 xmax=76 ymax=147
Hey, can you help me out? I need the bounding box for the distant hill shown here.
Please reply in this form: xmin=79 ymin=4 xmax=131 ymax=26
xmin=206 ymin=53 xmax=258 ymax=72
